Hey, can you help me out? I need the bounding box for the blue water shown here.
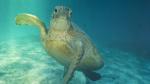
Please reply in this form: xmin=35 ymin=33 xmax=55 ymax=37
xmin=0 ymin=0 xmax=150 ymax=84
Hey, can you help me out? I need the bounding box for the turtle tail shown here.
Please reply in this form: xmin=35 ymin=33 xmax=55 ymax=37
xmin=15 ymin=13 xmax=47 ymax=39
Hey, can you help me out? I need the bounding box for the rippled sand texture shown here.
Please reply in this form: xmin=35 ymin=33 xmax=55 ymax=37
xmin=0 ymin=39 xmax=86 ymax=84
xmin=88 ymin=48 xmax=150 ymax=84
xmin=0 ymin=39 xmax=150 ymax=84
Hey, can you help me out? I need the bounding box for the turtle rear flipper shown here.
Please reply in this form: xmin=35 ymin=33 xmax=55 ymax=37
xmin=15 ymin=13 xmax=47 ymax=39
xmin=83 ymin=71 xmax=101 ymax=81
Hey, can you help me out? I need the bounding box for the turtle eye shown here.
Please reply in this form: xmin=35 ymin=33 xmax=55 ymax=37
xmin=55 ymin=9 xmax=57 ymax=13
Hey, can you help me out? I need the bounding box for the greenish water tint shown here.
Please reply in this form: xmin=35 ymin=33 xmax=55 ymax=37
xmin=0 ymin=39 xmax=149 ymax=84
xmin=0 ymin=0 xmax=150 ymax=84
xmin=0 ymin=39 xmax=86 ymax=84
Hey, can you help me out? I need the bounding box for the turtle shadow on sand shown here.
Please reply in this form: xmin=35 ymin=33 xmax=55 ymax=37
xmin=15 ymin=6 xmax=104 ymax=84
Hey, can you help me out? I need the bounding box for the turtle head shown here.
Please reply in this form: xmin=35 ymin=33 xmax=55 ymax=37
xmin=52 ymin=6 xmax=72 ymax=20
xmin=50 ymin=6 xmax=72 ymax=31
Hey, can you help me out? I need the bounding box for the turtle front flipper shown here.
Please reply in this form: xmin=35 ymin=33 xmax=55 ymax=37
xmin=63 ymin=41 xmax=84 ymax=84
xmin=15 ymin=13 xmax=47 ymax=39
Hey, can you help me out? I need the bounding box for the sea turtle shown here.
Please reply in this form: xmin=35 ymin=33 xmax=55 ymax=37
xmin=15 ymin=6 xmax=104 ymax=84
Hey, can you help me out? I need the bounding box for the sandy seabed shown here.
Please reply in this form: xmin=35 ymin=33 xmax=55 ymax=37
xmin=0 ymin=39 xmax=149 ymax=84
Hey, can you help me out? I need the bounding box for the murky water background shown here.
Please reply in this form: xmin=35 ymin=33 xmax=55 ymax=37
xmin=0 ymin=0 xmax=150 ymax=84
